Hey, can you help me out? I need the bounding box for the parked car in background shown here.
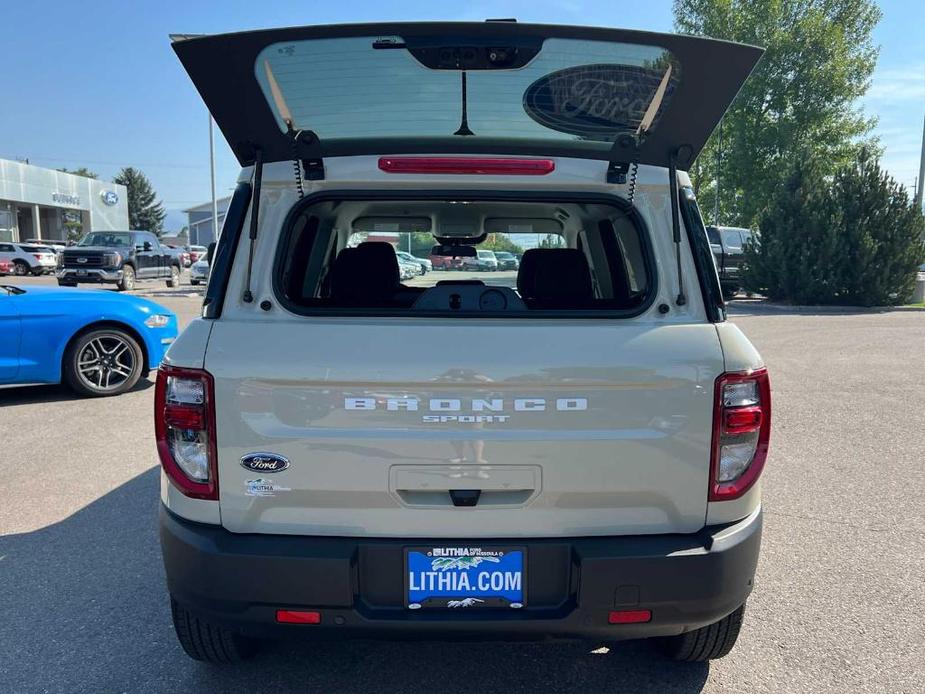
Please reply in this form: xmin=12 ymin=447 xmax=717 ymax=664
xmin=707 ymin=226 xmax=755 ymax=299
xmin=472 ymin=249 xmax=499 ymax=271
xmin=188 ymin=245 xmax=208 ymax=264
xmin=0 ymin=283 xmax=177 ymax=395
xmin=58 ymin=231 xmax=182 ymax=291
xmin=165 ymin=244 xmax=191 ymax=268
xmin=396 ymin=250 xmax=432 ymax=274
xmin=494 ymin=251 xmax=519 ymax=270
xmin=22 ymin=246 xmax=58 ymax=275
xmin=429 ymin=252 xmax=466 ymax=271
xmin=190 ymin=258 xmax=210 ymax=285
xmin=25 ymin=238 xmax=66 ymax=253
xmin=0 ymin=258 xmax=10 ymax=276
xmin=397 ymin=255 xmax=421 ymax=280
xmin=0 ymin=242 xmax=55 ymax=276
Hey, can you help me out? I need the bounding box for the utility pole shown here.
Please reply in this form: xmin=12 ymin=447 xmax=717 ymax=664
xmin=714 ymin=122 xmax=722 ymax=225
xmin=916 ymin=114 xmax=925 ymax=214
xmin=209 ymin=113 xmax=219 ymax=243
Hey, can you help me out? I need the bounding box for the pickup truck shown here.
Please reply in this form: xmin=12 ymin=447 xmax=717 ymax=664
xmin=58 ymin=230 xmax=182 ymax=291
xmin=707 ymin=226 xmax=756 ymax=299
xmin=158 ymin=22 xmax=770 ymax=666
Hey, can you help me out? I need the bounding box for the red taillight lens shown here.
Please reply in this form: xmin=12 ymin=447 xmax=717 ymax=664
xmin=33 ymin=254 xmax=42 ymax=260
xmin=710 ymin=368 xmax=771 ymax=501
xmin=155 ymin=366 xmax=218 ymax=500
xmin=723 ymin=406 xmax=763 ymax=435
xmin=276 ymin=610 xmax=321 ymax=624
xmin=378 ymin=156 xmax=555 ymax=175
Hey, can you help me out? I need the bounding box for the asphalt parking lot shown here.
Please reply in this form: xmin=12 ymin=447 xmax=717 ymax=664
xmin=1 ymin=275 xmax=923 ymax=693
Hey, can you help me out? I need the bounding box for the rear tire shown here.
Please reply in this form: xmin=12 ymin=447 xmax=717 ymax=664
xmin=58 ymin=280 xmax=77 ymax=287
xmin=190 ymin=279 xmax=200 ymax=286
xmin=166 ymin=265 xmax=180 ymax=288
xmin=658 ymin=604 xmax=746 ymax=662
xmin=170 ymin=599 xmax=257 ymax=663
xmin=12 ymin=260 xmax=29 ymax=276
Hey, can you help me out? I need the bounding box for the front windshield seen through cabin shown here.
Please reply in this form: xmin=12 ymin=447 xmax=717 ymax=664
xmin=78 ymin=232 xmax=134 ymax=247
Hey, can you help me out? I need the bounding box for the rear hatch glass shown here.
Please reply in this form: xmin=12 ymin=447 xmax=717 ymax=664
xmin=256 ymin=37 xmax=678 ymax=145
xmin=172 ymin=23 xmax=763 ymax=168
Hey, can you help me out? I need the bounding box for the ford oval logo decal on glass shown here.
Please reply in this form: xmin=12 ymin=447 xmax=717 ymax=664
xmin=240 ymin=452 xmax=290 ymax=473
xmin=522 ymin=63 xmax=678 ymax=139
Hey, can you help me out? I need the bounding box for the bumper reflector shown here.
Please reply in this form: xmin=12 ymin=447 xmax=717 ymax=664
xmin=608 ymin=610 xmax=652 ymax=624
xmin=276 ymin=610 xmax=321 ymax=624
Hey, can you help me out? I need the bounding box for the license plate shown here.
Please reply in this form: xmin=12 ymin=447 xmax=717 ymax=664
xmin=76 ymin=269 xmax=87 ymax=276
xmin=405 ymin=546 xmax=526 ymax=609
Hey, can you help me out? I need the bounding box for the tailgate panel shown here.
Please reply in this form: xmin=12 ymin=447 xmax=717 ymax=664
xmin=207 ymin=319 xmax=723 ymax=537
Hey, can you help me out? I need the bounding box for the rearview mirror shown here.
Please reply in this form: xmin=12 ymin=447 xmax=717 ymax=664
xmin=143 ymin=242 xmax=152 ymax=251
xmin=431 ymin=244 xmax=477 ymax=258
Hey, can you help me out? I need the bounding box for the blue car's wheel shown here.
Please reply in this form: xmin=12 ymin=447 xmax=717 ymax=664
xmin=64 ymin=329 xmax=144 ymax=397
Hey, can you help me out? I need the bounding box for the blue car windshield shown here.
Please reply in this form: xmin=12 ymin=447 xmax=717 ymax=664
xmin=78 ymin=232 xmax=133 ymax=247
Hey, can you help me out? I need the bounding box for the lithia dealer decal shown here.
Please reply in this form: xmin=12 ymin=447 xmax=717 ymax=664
xmin=345 ymin=397 xmax=588 ymax=424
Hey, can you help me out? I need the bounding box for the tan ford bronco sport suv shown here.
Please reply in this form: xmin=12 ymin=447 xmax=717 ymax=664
xmin=157 ymin=21 xmax=769 ymax=664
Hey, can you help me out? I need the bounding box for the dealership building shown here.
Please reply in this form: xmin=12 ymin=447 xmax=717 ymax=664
xmin=0 ymin=158 xmax=128 ymax=243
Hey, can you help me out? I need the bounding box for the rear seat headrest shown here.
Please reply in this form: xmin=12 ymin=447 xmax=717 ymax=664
xmin=517 ymin=248 xmax=594 ymax=305
xmin=330 ymin=242 xmax=400 ymax=303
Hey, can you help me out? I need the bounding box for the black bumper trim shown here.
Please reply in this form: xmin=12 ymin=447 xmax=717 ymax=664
xmin=160 ymin=506 xmax=761 ymax=641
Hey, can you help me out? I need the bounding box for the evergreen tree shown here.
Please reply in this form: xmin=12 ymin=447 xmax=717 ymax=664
xmin=744 ymin=155 xmax=925 ymax=305
xmin=113 ymin=167 xmax=166 ymax=234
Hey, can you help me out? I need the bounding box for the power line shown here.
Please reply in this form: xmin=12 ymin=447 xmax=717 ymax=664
xmin=2 ymin=154 xmax=212 ymax=170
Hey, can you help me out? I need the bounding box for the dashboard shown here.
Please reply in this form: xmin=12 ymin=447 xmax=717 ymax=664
xmin=410 ymin=282 xmax=526 ymax=313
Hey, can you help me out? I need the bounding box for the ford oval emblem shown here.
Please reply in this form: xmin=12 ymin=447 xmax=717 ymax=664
xmin=240 ymin=452 xmax=290 ymax=473
xmin=522 ymin=63 xmax=679 ymax=139
xmin=100 ymin=190 xmax=119 ymax=206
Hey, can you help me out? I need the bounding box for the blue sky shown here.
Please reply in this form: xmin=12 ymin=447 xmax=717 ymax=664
xmin=2 ymin=0 xmax=922 ymax=230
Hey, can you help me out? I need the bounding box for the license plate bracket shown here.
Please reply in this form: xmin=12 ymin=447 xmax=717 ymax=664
xmin=405 ymin=546 xmax=526 ymax=609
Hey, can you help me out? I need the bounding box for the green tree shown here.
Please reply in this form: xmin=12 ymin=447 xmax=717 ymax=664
xmin=538 ymin=234 xmax=565 ymax=249
xmin=57 ymin=167 xmax=98 ymax=179
xmin=113 ymin=167 xmax=166 ymax=234
xmin=674 ymin=0 xmax=881 ymax=227
xmin=481 ymin=233 xmax=524 ymax=254
xmin=744 ymin=154 xmax=925 ymax=305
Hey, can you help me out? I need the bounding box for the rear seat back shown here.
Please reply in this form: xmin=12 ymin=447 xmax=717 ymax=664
xmin=516 ymin=249 xmax=595 ymax=309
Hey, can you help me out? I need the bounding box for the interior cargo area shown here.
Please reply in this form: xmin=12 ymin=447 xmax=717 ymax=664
xmin=275 ymin=197 xmax=654 ymax=315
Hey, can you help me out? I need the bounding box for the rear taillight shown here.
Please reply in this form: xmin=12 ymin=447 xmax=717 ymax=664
xmin=33 ymin=254 xmax=42 ymax=260
xmin=155 ymin=366 xmax=218 ymax=500
xmin=710 ymin=368 xmax=771 ymax=501
xmin=378 ymin=156 xmax=555 ymax=175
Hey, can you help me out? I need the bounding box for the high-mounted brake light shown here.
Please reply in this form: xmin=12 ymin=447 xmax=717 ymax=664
xmin=378 ymin=157 xmax=555 ymax=176
xmin=710 ymin=368 xmax=771 ymax=501
xmin=155 ymin=365 xmax=218 ymax=500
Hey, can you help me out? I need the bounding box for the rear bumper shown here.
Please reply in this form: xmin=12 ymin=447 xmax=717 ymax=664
xmin=160 ymin=506 xmax=761 ymax=641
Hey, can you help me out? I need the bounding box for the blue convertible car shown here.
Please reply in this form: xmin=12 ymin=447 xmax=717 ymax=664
xmin=0 ymin=284 xmax=178 ymax=396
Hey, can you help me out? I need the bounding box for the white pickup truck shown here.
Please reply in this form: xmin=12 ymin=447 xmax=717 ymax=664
xmin=157 ymin=22 xmax=770 ymax=665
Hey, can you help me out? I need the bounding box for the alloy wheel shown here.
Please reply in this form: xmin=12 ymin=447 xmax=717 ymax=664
xmin=76 ymin=334 xmax=137 ymax=392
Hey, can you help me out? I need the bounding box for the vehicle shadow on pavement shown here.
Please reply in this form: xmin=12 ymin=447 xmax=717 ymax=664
xmin=0 ymin=377 xmax=153 ymax=406
xmin=0 ymin=468 xmax=709 ymax=694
